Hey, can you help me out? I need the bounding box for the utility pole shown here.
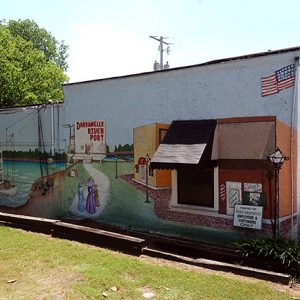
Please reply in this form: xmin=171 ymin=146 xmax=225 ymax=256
xmin=48 ymin=99 xmax=55 ymax=156
xmin=150 ymin=35 xmax=171 ymax=70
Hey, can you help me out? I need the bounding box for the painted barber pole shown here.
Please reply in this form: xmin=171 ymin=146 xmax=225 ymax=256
xmin=220 ymin=184 xmax=226 ymax=202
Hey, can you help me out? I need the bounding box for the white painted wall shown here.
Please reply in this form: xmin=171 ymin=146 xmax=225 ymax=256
xmin=63 ymin=49 xmax=300 ymax=150
xmin=63 ymin=49 xmax=300 ymax=240
xmin=0 ymin=48 xmax=299 ymax=237
xmin=0 ymin=104 xmax=65 ymax=153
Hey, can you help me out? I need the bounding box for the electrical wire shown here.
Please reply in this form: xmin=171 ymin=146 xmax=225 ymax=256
xmin=37 ymin=108 xmax=49 ymax=178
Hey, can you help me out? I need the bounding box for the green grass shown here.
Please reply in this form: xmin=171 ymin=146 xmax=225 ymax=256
xmin=0 ymin=226 xmax=295 ymax=300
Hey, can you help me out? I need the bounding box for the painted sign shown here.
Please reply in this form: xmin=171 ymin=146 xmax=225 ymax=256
xmin=233 ymin=205 xmax=263 ymax=229
xmin=226 ymin=181 xmax=242 ymax=215
xmin=244 ymin=183 xmax=262 ymax=193
xmin=243 ymin=191 xmax=266 ymax=207
xmin=75 ymin=120 xmax=106 ymax=154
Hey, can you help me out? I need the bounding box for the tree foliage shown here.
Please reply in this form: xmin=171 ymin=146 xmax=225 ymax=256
xmin=0 ymin=19 xmax=68 ymax=107
xmin=6 ymin=19 xmax=68 ymax=71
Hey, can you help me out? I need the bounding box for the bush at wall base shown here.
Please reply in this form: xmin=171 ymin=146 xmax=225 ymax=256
xmin=234 ymin=237 xmax=300 ymax=275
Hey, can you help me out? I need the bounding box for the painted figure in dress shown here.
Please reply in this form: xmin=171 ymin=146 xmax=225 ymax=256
xmin=86 ymin=177 xmax=96 ymax=214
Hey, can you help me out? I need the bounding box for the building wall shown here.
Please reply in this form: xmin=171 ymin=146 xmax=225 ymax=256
xmin=0 ymin=49 xmax=299 ymax=243
xmin=276 ymin=120 xmax=297 ymax=217
xmin=156 ymin=170 xmax=172 ymax=188
xmin=276 ymin=119 xmax=298 ymax=238
xmin=61 ymin=49 xmax=299 ymax=240
xmin=154 ymin=123 xmax=171 ymax=188
xmin=134 ymin=123 xmax=156 ymax=186
xmin=0 ymin=104 xmax=65 ymax=153
xmin=218 ymin=161 xmax=274 ymax=219
xmin=133 ymin=123 xmax=171 ymax=188
xmin=63 ymin=50 xmax=299 ymax=150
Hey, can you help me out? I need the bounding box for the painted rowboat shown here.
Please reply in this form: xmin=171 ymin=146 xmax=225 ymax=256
xmin=0 ymin=181 xmax=18 ymax=196
xmin=0 ymin=185 xmax=18 ymax=196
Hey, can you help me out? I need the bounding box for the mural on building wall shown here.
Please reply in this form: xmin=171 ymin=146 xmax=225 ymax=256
xmin=48 ymin=116 xmax=293 ymax=242
xmin=0 ymin=114 xmax=296 ymax=243
xmin=0 ymin=105 xmax=66 ymax=218
xmin=0 ymin=150 xmax=66 ymax=217
xmin=0 ymin=48 xmax=299 ymax=243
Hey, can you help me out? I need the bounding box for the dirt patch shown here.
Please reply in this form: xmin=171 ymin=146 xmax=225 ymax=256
xmin=1 ymin=264 xmax=83 ymax=300
xmin=32 ymin=266 xmax=83 ymax=299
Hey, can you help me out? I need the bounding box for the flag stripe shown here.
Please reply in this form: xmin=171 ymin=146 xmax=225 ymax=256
xmin=261 ymin=64 xmax=295 ymax=97
xmin=278 ymin=77 xmax=295 ymax=90
xmin=261 ymin=74 xmax=278 ymax=97
xmin=262 ymin=89 xmax=278 ymax=97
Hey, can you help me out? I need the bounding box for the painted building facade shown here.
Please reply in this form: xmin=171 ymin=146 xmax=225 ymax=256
xmin=150 ymin=116 xmax=296 ymax=237
xmin=0 ymin=46 xmax=299 ymax=244
xmin=133 ymin=123 xmax=171 ymax=188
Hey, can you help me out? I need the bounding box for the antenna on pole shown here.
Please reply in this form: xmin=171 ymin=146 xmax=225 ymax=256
xmin=150 ymin=35 xmax=172 ymax=71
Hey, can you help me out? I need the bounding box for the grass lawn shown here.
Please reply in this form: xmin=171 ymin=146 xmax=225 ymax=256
xmin=0 ymin=226 xmax=297 ymax=300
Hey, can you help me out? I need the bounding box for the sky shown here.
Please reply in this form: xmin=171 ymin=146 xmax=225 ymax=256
xmin=1 ymin=0 xmax=300 ymax=83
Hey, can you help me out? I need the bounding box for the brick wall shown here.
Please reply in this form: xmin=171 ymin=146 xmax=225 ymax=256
xmin=121 ymin=174 xmax=295 ymax=238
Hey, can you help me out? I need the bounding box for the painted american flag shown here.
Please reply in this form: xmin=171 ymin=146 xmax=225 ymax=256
xmin=261 ymin=64 xmax=295 ymax=97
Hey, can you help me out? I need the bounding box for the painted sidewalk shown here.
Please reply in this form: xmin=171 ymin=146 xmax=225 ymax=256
xmin=69 ymin=163 xmax=110 ymax=218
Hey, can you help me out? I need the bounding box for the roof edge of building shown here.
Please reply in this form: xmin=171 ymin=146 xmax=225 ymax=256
xmin=64 ymin=46 xmax=300 ymax=87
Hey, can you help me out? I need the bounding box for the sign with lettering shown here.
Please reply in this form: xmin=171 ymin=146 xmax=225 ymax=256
xmin=75 ymin=120 xmax=106 ymax=154
xmin=244 ymin=183 xmax=262 ymax=193
xmin=233 ymin=205 xmax=263 ymax=230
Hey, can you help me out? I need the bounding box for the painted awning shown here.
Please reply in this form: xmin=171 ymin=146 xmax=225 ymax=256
xmin=151 ymin=120 xmax=217 ymax=169
xmin=150 ymin=117 xmax=276 ymax=170
xmin=211 ymin=120 xmax=276 ymax=160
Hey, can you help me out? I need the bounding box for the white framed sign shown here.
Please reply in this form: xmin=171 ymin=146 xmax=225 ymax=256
xmin=233 ymin=205 xmax=263 ymax=230
xmin=226 ymin=181 xmax=242 ymax=215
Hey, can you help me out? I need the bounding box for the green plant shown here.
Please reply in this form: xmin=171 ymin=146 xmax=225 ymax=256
xmin=235 ymin=237 xmax=300 ymax=270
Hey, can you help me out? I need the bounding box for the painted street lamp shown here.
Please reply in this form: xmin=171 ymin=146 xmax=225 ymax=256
xmin=63 ymin=124 xmax=75 ymax=140
xmin=267 ymin=148 xmax=289 ymax=238
xmin=115 ymin=157 xmax=118 ymax=179
xmin=145 ymin=154 xmax=151 ymax=203
xmin=265 ymin=170 xmax=275 ymax=237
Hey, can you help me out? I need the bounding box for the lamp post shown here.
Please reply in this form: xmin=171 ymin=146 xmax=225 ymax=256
xmin=265 ymin=170 xmax=275 ymax=237
xmin=145 ymin=154 xmax=151 ymax=203
xmin=115 ymin=157 xmax=118 ymax=179
xmin=63 ymin=124 xmax=74 ymax=140
xmin=267 ymin=148 xmax=289 ymax=238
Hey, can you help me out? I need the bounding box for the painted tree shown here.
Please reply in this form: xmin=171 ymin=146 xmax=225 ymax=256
xmin=0 ymin=20 xmax=68 ymax=107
